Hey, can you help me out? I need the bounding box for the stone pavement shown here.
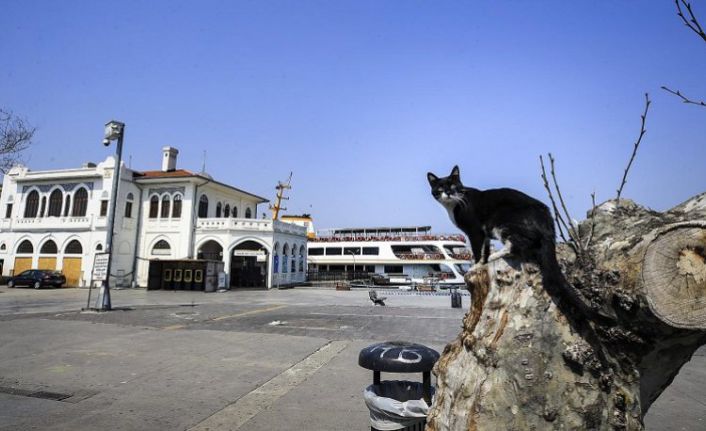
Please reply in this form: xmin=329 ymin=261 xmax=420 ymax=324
xmin=0 ymin=286 xmax=703 ymax=430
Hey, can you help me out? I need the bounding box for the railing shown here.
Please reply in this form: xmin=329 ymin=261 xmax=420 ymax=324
xmin=9 ymin=216 xmax=92 ymax=230
xmin=394 ymin=252 xmax=445 ymax=260
xmin=197 ymin=218 xmax=273 ymax=231
xmin=196 ymin=218 xmax=307 ymax=236
xmin=306 ymin=271 xmax=373 ymax=282
xmin=448 ymin=253 xmax=473 ymax=260
xmin=310 ymin=234 xmax=466 ymax=243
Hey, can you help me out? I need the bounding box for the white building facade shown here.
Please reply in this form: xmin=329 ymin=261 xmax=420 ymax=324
xmin=0 ymin=147 xmax=307 ymax=289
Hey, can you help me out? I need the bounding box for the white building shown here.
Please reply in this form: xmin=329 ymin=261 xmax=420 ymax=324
xmin=0 ymin=147 xmax=307 ymax=289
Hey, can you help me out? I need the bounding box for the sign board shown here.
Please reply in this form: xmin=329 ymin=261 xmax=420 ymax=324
xmin=92 ymin=253 xmax=110 ymax=281
xmin=256 ymin=254 xmax=267 ymax=262
xmin=232 ymin=250 xmax=265 ymax=257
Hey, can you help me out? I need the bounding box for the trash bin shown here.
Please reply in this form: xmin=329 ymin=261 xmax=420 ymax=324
xmin=359 ymin=341 xmax=440 ymax=431
xmin=450 ymin=288 xmax=462 ymax=308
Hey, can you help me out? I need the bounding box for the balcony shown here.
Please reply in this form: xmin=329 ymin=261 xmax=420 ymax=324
xmin=4 ymin=216 xmax=93 ymax=231
xmin=195 ymin=218 xmax=307 ymax=236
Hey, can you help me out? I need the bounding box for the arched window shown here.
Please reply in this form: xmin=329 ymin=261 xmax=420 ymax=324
xmin=216 ymin=202 xmax=222 ymax=218
xmin=197 ymin=240 xmax=223 ymax=261
xmin=232 ymin=206 xmax=238 ymax=218
xmin=64 ymin=240 xmax=83 ymax=255
xmin=299 ymin=245 xmax=306 ymax=272
xmin=96 ymin=244 xmax=103 ymax=251
xmin=40 ymin=196 xmax=47 ymax=217
xmin=17 ymin=240 xmax=33 ymax=254
xmin=224 ymin=204 xmax=230 ymax=218
xmin=0 ymin=243 xmax=6 ymax=251
xmin=40 ymin=240 xmax=58 ymax=254
xmin=198 ymin=195 xmax=209 ymax=218
xmin=24 ymin=190 xmax=39 ymax=218
xmin=172 ymin=195 xmax=182 ymax=218
xmin=245 ymin=207 xmax=252 ymax=219
xmin=151 ymin=239 xmax=171 ymax=256
xmin=124 ymin=193 xmax=134 ymax=218
xmin=48 ymin=190 xmax=63 ymax=217
xmin=273 ymin=243 xmax=280 ymax=273
xmin=64 ymin=195 xmax=71 ymax=216
xmin=72 ymin=188 xmax=88 ymax=217
xmin=160 ymin=195 xmax=170 ymax=218
xmin=282 ymin=244 xmax=289 ymax=273
xmin=149 ymin=195 xmax=159 ymax=218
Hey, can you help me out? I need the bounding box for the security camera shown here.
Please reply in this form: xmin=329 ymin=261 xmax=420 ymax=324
xmin=103 ymin=138 xmax=111 ymax=146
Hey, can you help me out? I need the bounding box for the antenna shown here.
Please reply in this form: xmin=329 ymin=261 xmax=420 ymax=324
xmin=269 ymin=171 xmax=293 ymax=220
xmin=201 ymin=150 xmax=207 ymax=173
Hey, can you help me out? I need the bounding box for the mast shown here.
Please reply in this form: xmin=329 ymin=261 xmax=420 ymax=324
xmin=269 ymin=172 xmax=292 ymax=220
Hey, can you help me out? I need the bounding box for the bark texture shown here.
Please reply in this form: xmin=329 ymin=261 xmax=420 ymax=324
xmin=427 ymin=193 xmax=706 ymax=431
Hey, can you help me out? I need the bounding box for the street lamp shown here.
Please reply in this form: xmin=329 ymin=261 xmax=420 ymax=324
xmin=95 ymin=120 xmax=125 ymax=311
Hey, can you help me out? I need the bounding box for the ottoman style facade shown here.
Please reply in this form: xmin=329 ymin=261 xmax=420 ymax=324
xmin=0 ymin=147 xmax=307 ymax=289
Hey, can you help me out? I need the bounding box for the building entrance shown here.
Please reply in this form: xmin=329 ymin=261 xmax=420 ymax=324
xmin=230 ymin=241 xmax=268 ymax=288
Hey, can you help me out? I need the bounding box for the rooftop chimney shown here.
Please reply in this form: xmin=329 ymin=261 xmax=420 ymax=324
xmin=161 ymin=147 xmax=178 ymax=172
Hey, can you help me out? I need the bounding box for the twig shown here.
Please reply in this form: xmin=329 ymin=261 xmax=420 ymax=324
xmin=540 ymin=155 xmax=570 ymax=245
xmin=661 ymin=86 xmax=706 ymax=108
xmin=583 ymin=192 xmax=597 ymax=250
xmin=616 ymin=93 xmax=651 ymax=202
xmin=675 ymin=0 xmax=706 ymax=43
xmin=548 ymin=153 xmax=582 ymax=248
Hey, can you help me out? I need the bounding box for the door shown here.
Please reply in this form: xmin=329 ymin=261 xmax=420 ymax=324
xmin=62 ymin=257 xmax=82 ymax=287
xmin=38 ymin=257 xmax=57 ymax=271
xmin=13 ymin=257 xmax=32 ymax=276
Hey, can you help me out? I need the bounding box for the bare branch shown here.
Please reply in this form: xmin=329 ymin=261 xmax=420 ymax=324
xmin=548 ymin=153 xmax=582 ymax=249
xmin=0 ymin=109 xmax=35 ymax=174
xmin=540 ymin=155 xmax=570 ymax=243
xmin=583 ymin=192 xmax=597 ymax=251
xmin=539 ymin=154 xmax=582 ymax=256
xmin=675 ymin=0 xmax=706 ymax=43
xmin=616 ymin=93 xmax=651 ymax=202
xmin=661 ymin=86 xmax=706 ymax=108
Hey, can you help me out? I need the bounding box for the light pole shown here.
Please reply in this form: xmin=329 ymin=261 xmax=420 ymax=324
xmin=95 ymin=120 xmax=125 ymax=311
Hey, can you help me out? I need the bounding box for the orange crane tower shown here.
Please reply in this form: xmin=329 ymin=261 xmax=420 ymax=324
xmin=269 ymin=172 xmax=292 ymax=220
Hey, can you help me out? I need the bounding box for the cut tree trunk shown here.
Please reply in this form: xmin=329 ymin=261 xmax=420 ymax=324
xmin=427 ymin=194 xmax=706 ymax=431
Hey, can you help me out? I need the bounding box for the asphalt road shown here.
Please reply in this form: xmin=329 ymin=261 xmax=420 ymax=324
xmin=0 ymin=286 xmax=703 ymax=430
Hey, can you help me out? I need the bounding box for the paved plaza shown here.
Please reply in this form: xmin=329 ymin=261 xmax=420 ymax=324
xmin=0 ymin=286 xmax=703 ymax=430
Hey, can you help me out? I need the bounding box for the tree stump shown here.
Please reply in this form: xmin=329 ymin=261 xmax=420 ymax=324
xmin=427 ymin=195 xmax=706 ymax=431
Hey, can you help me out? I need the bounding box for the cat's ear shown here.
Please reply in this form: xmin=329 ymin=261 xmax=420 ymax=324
xmin=427 ymin=172 xmax=438 ymax=184
xmin=450 ymin=165 xmax=460 ymax=179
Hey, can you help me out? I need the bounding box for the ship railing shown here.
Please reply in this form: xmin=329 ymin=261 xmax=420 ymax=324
xmin=309 ymin=234 xmax=466 ymax=243
xmin=394 ymin=252 xmax=445 ymax=260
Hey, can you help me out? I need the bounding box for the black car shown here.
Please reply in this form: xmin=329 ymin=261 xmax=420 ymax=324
xmin=7 ymin=270 xmax=66 ymax=289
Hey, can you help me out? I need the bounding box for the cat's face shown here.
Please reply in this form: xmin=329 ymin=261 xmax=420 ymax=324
xmin=427 ymin=165 xmax=464 ymax=206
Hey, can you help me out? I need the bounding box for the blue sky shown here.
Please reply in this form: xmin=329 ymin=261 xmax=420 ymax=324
xmin=2 ymin=1 xmax=705 ymax=232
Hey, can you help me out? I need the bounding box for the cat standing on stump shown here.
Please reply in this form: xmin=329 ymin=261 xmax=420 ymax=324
xmin=427 ymin=165 xmax=611 ymax=323
xmin=427 ymin=165 xmax=557 ymax=269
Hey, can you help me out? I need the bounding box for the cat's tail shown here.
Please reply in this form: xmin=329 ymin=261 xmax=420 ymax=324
xmin=538 ymin=240 xmax=614 ymax=325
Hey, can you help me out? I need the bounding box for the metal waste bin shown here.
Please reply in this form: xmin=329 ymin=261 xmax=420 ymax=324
xmin=450 ymin=288 xmax=462 ymax=308
xmin=359 ymin=341 xmax=440 ymax=431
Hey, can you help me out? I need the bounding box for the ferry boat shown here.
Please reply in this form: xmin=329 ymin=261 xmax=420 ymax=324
xmin=304 ymin=224 xmax=473 ymax=287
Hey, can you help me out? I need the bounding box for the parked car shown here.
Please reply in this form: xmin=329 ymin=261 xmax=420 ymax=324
xmin=7 ymin=270 xmax=66 ymax=289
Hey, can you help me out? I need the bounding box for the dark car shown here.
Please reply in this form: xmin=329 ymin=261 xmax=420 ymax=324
xmin=7 ymin=270 xmax=66 ymax=289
